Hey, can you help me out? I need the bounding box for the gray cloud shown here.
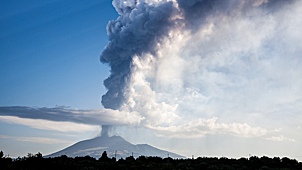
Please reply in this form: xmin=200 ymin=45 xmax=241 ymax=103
xmin=100 ymin=0 xmax=178 ymax=109
xmin=97 ymin=0 xmax=302 ymax=138
xmin=0 ymin=106 xmax=270 ymax=138
xmin=0 ymin=106 xmax=143 ymax=126
xmin=100 ymin=0 xmax=299 ymax=110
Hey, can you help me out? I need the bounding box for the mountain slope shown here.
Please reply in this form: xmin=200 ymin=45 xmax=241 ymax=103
xmin=46 ymin=135 xmax=184 ymax=159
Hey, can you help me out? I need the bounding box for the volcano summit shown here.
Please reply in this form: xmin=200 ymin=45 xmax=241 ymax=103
xmin=46 ymin=135 xmax=184 ymax=159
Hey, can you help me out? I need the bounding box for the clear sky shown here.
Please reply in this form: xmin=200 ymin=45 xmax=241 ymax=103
xmin=0 ymin=0 xmax=117 ymax=156
xmin=0 ymin=0 xmax=118 ymax=109
xmin=1 ymin=0 xmax=302 ymax=161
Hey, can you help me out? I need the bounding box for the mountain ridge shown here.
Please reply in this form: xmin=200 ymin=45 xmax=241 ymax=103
xmin=46 ymin=135 xmax=184 ymax=159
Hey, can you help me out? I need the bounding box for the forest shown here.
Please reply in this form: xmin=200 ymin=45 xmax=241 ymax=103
xmin=1 ymin=150 xmax=301 ymax=170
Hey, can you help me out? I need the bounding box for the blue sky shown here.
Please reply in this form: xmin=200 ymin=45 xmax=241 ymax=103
xmin=0 ymin=0 xmax=117 ymax=109
xmin=1 ymin=0 xmax=302 ymax=161
xmin=0 ymin=0 xmax=117 ymax=157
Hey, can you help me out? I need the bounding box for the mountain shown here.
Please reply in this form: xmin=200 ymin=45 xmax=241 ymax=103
xmin=45 ymin=135 xmax=184 ymax=159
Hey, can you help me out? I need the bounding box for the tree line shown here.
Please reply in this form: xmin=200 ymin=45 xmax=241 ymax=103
xmin=1 ymin=150 xmax=301 ymax=170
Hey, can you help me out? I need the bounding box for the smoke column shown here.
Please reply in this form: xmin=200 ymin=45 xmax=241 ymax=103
xmin=100 ymin=125 xmax=110 ymax=137
xmin=98 ymin=0 xmax=302 ymax=138
xmin=100 ymin=0 xmax=178 ymax=110
xmin=100 ymin=0 xmax=293 ymax=109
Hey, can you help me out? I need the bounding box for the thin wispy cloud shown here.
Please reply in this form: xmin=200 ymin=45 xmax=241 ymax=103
xmin=149 ymin=117 xmax=268 ymax=138
xmin=0 ymin=135 xmax=72 ymax=144
xmin=266 ymin=135 xmax=296 ymax=142
xmin=0 ymin=106 xmax=143 ymax=126
xmin=0 ymin=106 xmax=273 ymax=138
xmin=0 ymin=115 xmax=98 ymax=132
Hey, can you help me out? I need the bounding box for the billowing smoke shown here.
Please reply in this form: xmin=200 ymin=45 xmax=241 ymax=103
xmin=97 ymin=0 xmax=302 ymax=139
xmin=100 ymin=0 xmax=178 ymax=110
xmin=99 ymin=0 xmax=181 ymax=136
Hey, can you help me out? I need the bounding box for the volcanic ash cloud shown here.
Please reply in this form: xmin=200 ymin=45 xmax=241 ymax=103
xmin=99 ymin=0 xmax=302 ymax=138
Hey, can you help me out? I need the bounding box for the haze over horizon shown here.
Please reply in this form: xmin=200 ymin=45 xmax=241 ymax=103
xmin=1 ymin=0 xmax=302 ymax=161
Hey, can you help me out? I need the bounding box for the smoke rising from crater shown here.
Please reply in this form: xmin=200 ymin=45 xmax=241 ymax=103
xmin=97 ymin=0 xmax=302 ymax=138
xmin=100 ymin=0 xmax=298 ymax=111
xmin=100 ymin=0 xmax=178 ymax=110
xmin=100 ymin=125 xmax=110 ymax=137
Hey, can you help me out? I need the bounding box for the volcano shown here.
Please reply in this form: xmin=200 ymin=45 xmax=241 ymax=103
xmin=45 ymin=135 xmax=184 ymax=159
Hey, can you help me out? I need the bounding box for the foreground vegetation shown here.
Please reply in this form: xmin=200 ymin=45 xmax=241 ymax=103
xmin=1 ymin=151 xmax=301 ymax=170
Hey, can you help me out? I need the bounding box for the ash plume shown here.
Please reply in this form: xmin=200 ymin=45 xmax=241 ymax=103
xmin=97 ymin=0 xmax=302 ymax=138
xmin=100 ymin=0 xmax=296 ymax=110
xmin=100 ymin=0 xmax=178 ymax=110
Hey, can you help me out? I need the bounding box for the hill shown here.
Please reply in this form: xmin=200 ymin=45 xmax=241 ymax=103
xmin=45 ymin=135 xmax=184 ymax=159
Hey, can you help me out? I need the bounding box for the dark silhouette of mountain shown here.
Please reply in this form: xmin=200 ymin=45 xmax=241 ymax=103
xmin=45 ymin=135 xmax=184 ymax=159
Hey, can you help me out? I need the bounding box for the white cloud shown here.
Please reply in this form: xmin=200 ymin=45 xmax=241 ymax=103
xmin=0 ymin=116 xmax=98 ymax=132
xmin=0 ymin=135 xmax=72 ymax=144
xmin=51 ymin=133 xmax=79 ymax=137
xmin=148 ymin=117 xmax=267 ymax=138
xmin=119 ymin=0 xmax=302 ymax=138
xmin=265 ymin=135 xmax=296 ymax=142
